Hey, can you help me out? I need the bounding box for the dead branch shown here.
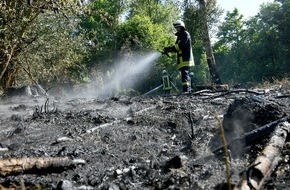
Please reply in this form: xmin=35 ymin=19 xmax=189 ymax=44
xmin=234 ymin=121 xmax=290 ymax=190
xmin=20 ymin=64 xmax=38 ymax=85
xmin=134 ymin=105 xmax=158 ymax=116
xmin=86 ymin=120 xmax=121 ymax=133
xmin=191 ymin=89 xmax=214 ymax=96
xmin=203 ymin=89 xmax=265 ymax=100
xmin=0 ymin=157 xmax=85 ymax=177
xmin=275 ymin=94 xmax=290 ymax=99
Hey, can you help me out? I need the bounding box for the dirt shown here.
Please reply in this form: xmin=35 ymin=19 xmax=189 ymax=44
xmin=0 ymin=86 xmax=289 ymax=190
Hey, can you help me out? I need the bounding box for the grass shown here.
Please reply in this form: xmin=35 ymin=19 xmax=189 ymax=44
xmin=214 ymin=112 xmax=232 ymax=190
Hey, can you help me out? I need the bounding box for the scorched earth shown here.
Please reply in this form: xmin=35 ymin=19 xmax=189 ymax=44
xmin=0 ymin=86 xmax=289 ymax=190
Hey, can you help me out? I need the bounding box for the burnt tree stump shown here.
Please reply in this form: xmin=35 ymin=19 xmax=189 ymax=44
xmin=223 ymin=96 xmax=286 ymax=139
xmin=210 ymin=96 xmax=288 ymax=156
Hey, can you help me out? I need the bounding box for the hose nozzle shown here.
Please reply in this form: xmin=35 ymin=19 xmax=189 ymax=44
xmin=161 ymin=47 xmax=171 ymax=57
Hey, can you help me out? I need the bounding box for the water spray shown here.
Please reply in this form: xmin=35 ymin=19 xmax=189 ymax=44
xmin=96 ymin=51 xmax=162 ymax=98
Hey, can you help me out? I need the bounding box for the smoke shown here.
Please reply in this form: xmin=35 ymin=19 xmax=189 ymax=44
xmin=75 ymin=51 xmax=162 ymax=99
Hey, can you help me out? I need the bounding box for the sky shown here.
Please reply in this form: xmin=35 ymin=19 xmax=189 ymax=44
xmin=217 ymin=0 xmax=274 ymax=18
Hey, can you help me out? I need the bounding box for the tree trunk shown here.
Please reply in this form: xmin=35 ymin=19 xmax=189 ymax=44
xmin=198 ymin=0 xmax=222 ymax=85
xmin=5 ymin=65 xmax=20 ymax=88
xmin=0 ymin=45 xmax=16 ymax=91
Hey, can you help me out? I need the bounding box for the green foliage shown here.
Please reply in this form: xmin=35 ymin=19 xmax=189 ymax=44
xmin=216 ymin=8 xmax=245 ymax=48
xmin=116 ymin=15 xmax=178 ymax=93
xmin=214 ymin=0 xmax=290 ymax=86
xmin=0 ymin=0 xmax=83 ymax=91
xmin=16 ymin=13 xmax=89 ymax=86
xmin=78 ymin=0 xmax=132 ymax=90
xmin=214 ymin=9 xmax=246 ymax=84
xmin=78 ymin=0 xmax=181 ymax=94
xmin=116 ymin=0 xmax=181 ymax=94
xmin=79 ymin=0 xmax=124 ymax=44
xmin=192 ymin=53 xmax=211 ymax=85
xmin=117 ymin=15 xmax=172 ymax=51
xmin=128 ymin=0 xmax=180 ymax=31
xmin=4 ymin=0 xmax=290 ymax=95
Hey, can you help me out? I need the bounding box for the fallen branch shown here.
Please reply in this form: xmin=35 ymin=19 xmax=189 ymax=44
xmin=191 ymin=89 xmax=213 ymax=96
xmin=134 ymin=105 xmax=158 ymax=116
xmin=275 ymin=94 xmax=290 ymax=99
xmin=234 ymin=121 xmax=290 ymax=190
xmin=0 ymin=157 xmax=85 ymax=177
xmin=86 ymin=120 xmax=120 ymax=133
xmin=203 ymin=89 xmax=265 ymax=100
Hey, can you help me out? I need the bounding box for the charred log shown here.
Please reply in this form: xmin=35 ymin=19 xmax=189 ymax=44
xmin=234 ymin=121 xmax=290 ymax=190
xmin=0 ymin=157 xmax=85 ymax=177
xmin=212 ymin=115 xmax=290 ymax=155
xmin=223 ymin=96 xmax=287 ymax=133
xmin=203 ymin=89 xmax=265 ymax=99
xmin=210 ymin=96 xmax=288 ymax=157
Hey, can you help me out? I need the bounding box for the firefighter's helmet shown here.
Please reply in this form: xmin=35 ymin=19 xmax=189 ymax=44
xmin=173 ymin=20 xmax=185 ymax=29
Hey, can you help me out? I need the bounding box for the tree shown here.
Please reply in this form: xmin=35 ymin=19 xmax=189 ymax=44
xmin=183 ymin=0 xmax=223 ymax=85
xmin=196 ymin=0 xmax=222 ymax=85
xmin=117 ymin=15 xmax=171 ymax=51
xmin=215 ymin=0 xmax=290 ymax=85
xmin=216 ymin=8 xmax=244 ymax=48
xmin=79 ymin=0 xmax=127 ymax=63
xmin=122 ymin=0 xmax=182 ymax=93
xmin=214 ymin=8 xmax=246 ymax=83
xmin=128 ymin=0 xmax=180 ymax=31
xmin=259 ymin=0 xmax=290 ymax=75
xmin=0 ymin=0 xmax=82 ymax=92
xmin=16 ymin=12 xmax=89 ymax=88
xmin=78 ymin=0 xmax=182 ymax=94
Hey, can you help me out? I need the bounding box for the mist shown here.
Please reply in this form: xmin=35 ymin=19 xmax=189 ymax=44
xmin=74 ymin=51 xmax=162 ymax=99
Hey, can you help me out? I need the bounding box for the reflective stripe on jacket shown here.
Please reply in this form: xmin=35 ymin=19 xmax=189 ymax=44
xmin=174 ymin=30 xmax=194 ymax=69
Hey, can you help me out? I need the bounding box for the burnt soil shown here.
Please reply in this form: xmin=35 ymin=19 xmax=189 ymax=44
xmin=0 ymin=86 xmax=289 ymax=190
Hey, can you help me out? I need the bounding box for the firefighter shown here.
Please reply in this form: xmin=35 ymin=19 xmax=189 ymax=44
xmin=161 ymin=70 xmax=172 ymax=95
xmin=163 ymin=20 xmax=194 ymax=94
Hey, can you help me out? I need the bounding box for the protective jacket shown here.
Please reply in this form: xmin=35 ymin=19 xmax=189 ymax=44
xmin=162 ymin=74 xmax=172 ymax=91
xmin=173 ymin=30 xmax=194 ymax=69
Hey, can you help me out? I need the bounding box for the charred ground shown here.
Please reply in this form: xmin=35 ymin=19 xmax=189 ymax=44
xmin=0 ymin=86 xmax=289 ymax=190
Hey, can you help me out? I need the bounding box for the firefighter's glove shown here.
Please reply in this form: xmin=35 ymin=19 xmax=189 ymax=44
xmin=163 ymin=46 xmax=175 ymax=53
xmin=162 ymin=46 xmax=175 ymax=57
